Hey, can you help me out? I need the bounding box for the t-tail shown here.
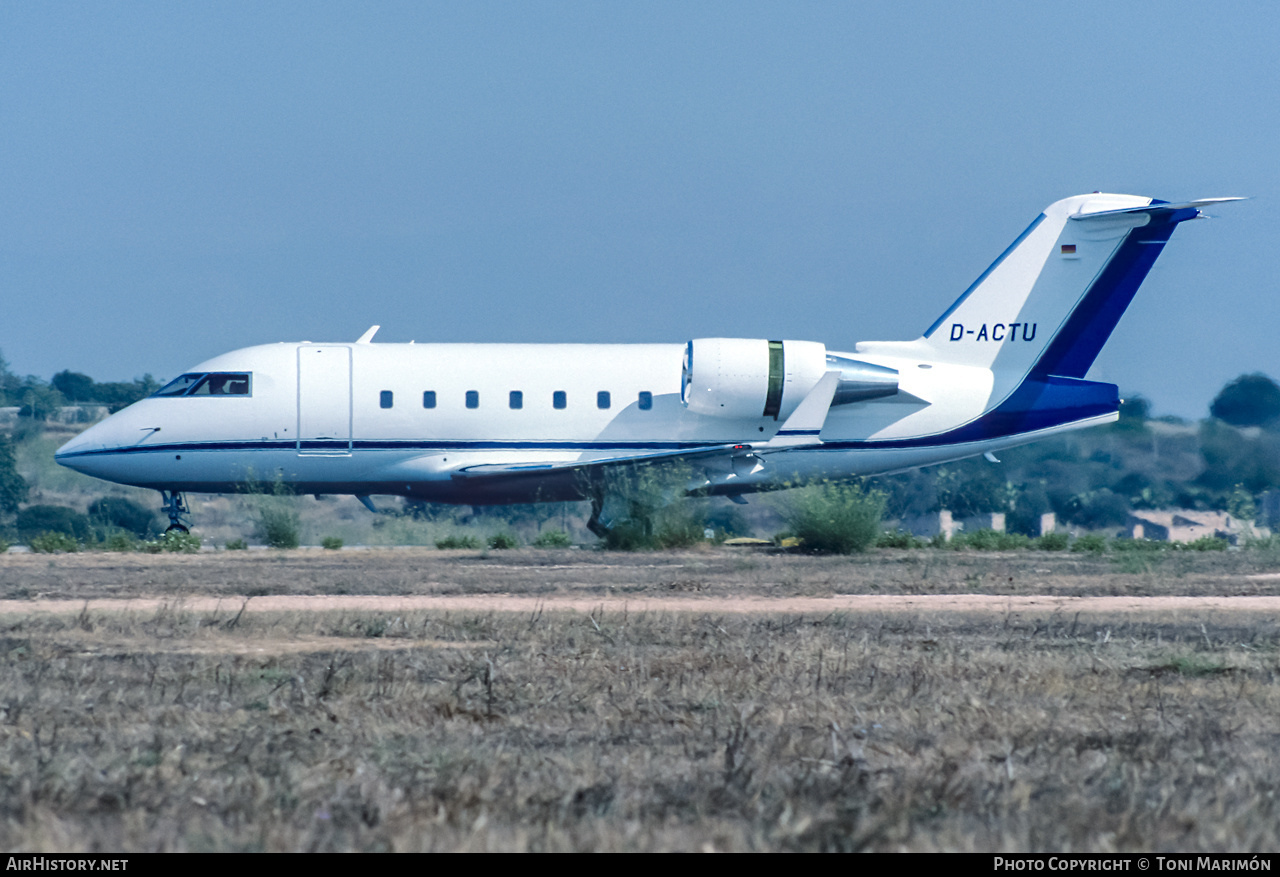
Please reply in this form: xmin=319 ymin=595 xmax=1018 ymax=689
xmin=864 ymin=193 xmax=1241 ymax=442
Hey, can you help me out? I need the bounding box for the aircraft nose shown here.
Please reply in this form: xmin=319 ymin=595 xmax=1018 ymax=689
xmin=56 ymin=426 xmax=97 ymax=459
xmin=55 ymin=422 xmax=110 ymax=473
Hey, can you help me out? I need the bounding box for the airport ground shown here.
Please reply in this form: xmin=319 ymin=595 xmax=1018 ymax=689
xmin=3 ymin=547 xmax=1280 ymax=852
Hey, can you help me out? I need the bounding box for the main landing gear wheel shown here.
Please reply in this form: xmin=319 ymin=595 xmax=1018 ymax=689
xmin=165 ymin=523 xmax=189 ymax=534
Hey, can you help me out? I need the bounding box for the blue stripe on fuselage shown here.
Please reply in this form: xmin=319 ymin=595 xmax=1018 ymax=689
xmin=55 ymin=439 xmax=734 ymax=459
xmin=58 ymin=376 xmax=1115 ymax=461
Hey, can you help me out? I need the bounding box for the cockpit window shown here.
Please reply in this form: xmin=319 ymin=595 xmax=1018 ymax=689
xmin=189 ymin=373 xmax=251 ymax=396
xmin=153 ymin=372 xmax=252 ymax=397
xmin=153 ymin=374 xmax=204 ymax=397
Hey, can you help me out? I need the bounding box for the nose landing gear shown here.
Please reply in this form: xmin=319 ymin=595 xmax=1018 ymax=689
xmin=160 ymin=491 xmax=191 ymax=533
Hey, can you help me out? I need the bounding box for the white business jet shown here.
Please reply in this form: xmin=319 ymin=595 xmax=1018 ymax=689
xmin=56 ymin=193 xmax=1238 ymax=534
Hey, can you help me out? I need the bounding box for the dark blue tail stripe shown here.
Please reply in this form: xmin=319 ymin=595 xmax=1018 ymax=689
xmin=1032 ymin=208 xmax=1197 ymax=379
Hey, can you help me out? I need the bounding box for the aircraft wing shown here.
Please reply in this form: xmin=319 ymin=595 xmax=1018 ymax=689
xmin=451 ymin=369 xmax=846 ymax=491
xmin=449 ymin=443 xmax=750 ymax=485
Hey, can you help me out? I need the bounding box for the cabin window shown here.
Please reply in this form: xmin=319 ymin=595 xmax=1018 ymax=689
xmin=553 ymin=391 xmax=567 ymax=410
xmin=423 ymin=391 xmax=436 ymax=409
xmin=638 ymin=391 xmax=652 ymax=410
xmin=380 ymin=391 xmax=393 ymax=409
xmin=509 ymin=390 xmax=523 ymax=409
xmin=597 ymin=391 xmax=611 ymax=410
xmin=156 ymin=372 xmax=252 ymax=397
xmin=466 ymin=390 xmax=479 ymax=409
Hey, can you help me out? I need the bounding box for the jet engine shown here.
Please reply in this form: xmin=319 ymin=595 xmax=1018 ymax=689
xmin=681 ymin=338 xmax=899 ymax=420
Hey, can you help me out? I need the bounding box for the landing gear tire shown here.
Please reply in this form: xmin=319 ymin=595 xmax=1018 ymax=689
xmin=160 ymin=490 xmax=192 ymax=533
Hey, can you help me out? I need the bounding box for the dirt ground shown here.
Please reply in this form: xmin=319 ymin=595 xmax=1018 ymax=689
xmin=5 ymin=546 xmax=1280 ymax=851
xmin=5 ymin=544 xmax=1280 ymax=604
xmin=6 ymin=546 xmax=1280 ymax=643
xmin=5 ymin=592 xmax=1280 ymax=620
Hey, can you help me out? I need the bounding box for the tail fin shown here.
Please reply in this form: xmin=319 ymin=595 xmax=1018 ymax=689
xmin=918 ymin=194 xmax=1239 ymax=381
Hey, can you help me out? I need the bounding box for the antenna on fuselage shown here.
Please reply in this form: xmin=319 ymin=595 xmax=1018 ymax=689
xmin=356 ymin=325 xmax=380 ymax=344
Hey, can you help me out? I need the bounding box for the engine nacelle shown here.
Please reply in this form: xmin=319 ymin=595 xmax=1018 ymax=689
xmin=681 ymin=338 xmax=828 ymax=420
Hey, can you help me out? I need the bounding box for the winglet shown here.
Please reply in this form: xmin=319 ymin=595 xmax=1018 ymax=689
xmin=356 ymin=325 xmax=381 ymax=344
xmin=761 ymin=370 xmax=841 ymax=447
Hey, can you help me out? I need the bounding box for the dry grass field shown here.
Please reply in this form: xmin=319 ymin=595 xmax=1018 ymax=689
xmin=3 ymin=547 xmax=1280 ymax=852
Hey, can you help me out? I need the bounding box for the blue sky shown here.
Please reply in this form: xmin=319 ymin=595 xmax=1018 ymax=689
xmin=1 ymin=2 xmax=1274 ymax=418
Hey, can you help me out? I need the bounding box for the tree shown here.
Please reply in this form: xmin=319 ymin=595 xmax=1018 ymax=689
xmin=1197 ymin=418 xmax=1280 ymax=495
xmin=18 ymin=383 xmax=65 ymax=421
xmin=93 ymin=376 xmax=161 ymax=412
xmin=934 ymin=462 xmax=1007 ymax=517
xmin=1115 ymin=394 xmax=1151 ymax=432
xmin=0 ymin=350 xmax=18 ymax=407
xmin=0 ymin=435 xmax=28 ymax=516
xmin=51 ymin=370 xmax=95 ymax=402
xmin=1210 ymin=373 xmax=1280 ymax=428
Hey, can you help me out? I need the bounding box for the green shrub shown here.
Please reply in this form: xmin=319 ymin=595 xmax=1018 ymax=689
xmin=1034 ymin=532 xmax=1070 ymax=551
xmin=436 ymin=535 xmax=481 ymax=550
xmin=1071 ymin=533 xmax=1109 ymax=554
xmin=1003 ymin=532 xmax=1033 ymax=550
xmin=147 ymin=530 xmax=201 ymax=553
xmin=243 ymin=477 xmax=301 ymax=549
xmin=0 ymin=539 xmax=10 ymax=553
xmin=487 ymin=532 xmax=519 ymax=550
xmin=600 ymin=502 xmax=708 ymax=550
xmin=225 ymin=538 xmax=247 ymax=550
xmin=591 ymin=464 xmax=709 ymax=551
xmin=17 ymin=505 xmax=91 ymax=541
xmin=704 ymin=505 xmax=750 ymax=539
xmin=102 ymin=531 xmax=138 ymax=552
xmin=654 ymin=504 xmax=710 ymax=548
xmin=532 ymin=529 xmax=573 ymax=548
xmin=1112 ymin=537 xmax=1168 ymax=552
xmin=876 ymin=530 xmax=926 ymax=549
xmin=779 ymin=481 xmax=885 ymax=554
xmin=88 ymin=496 xmax=158 ymax=538
xmin=321 ymin=536 xmax=344 ymax=550
xmin=951 ymin=529 xmax=1031 ymax=551
xmin=1244 ymin=533 xmax=1280 ymax=551
xmin=1182 ymin=535 xmax=1229 ymax=551
xmin=603 ymin=520 xmax=656 ymax=551
xmin=256 ymin=502 xmax=300 ymax=548
xmin=28 ymin=531 xmax=80 ymax=553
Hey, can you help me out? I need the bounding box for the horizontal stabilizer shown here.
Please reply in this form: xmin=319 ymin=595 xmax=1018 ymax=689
xmin=1070 ymin=197 xmax=1244 ymax=221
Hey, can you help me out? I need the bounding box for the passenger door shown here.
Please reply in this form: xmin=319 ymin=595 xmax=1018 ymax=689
xmin=297 ymin=345 xmax=352 ymax=454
